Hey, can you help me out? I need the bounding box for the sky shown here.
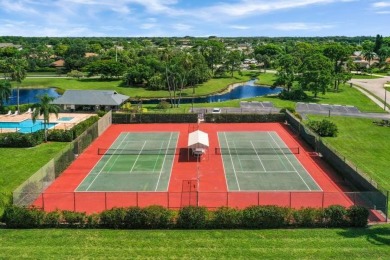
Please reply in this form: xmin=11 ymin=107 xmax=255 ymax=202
xmin=0 ymin=0 xmax=389 ymax=37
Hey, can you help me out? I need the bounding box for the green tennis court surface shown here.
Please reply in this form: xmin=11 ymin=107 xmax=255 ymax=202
xmin=76 ymin=132 xmax=179 ymax=192
xmin=218 ymin=132 xmax=321 ymax=191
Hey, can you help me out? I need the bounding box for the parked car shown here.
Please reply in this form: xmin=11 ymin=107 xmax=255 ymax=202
xmin=212 ymin=108 xmax=221 ymax=113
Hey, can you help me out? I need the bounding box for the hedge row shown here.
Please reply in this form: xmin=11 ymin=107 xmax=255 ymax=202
xmin=1 ymin=205 xmax=369 ymax=229
xmin=0 ymin=130 xmax=45 ymax=147
xmin=112 ymin=113 xmax=198 ymax=124
xmin=204 ymin=113 xmax=285 ymax=123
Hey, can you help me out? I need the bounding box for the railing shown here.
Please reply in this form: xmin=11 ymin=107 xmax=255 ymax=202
xmin=13 ymin=191 xmax=388 ymax=222
xmin=12 ymin=111 xmax=112 ymax=207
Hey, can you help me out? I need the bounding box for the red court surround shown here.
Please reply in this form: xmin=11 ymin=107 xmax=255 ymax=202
xmin=34 ymin=123 xmax=383 ymax=221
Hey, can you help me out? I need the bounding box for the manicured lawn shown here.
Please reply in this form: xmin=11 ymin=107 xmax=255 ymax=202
xmin=351 ymin=74 xmax=383 ymax=79
xmin=0 ymin=142 xmax=69 ymax=194
xmin=21 ymin=72 xmax=252 ymax=98
xmin=0 ymin=227 xmax=389 ymax=259
xmin=306 ymin=115 xmax=390 ymax=191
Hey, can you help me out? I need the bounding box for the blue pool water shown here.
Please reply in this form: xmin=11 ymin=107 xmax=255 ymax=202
xmin=58 ymin=117 xmax=74 ymax=122
xmin=0 ymin=119 xmax=57 ymax=133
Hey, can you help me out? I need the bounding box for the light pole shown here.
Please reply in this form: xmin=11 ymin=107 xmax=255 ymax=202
xmin=385 ymin=89 xmax=387 ymax=111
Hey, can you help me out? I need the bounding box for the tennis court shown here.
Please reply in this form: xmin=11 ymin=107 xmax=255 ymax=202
xmin=217 ymin=131 xmax=321 ymax=191
xmin=76 ymin=132 xmax=179 ymax=192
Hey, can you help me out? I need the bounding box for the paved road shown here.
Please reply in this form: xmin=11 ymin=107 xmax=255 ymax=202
xmin=349 ymin=76 xmax=390 ymax=112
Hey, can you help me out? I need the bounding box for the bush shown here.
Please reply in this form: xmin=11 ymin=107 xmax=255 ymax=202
xmin=113 ymin=113 xmax=198 ymax=124
xmin=177 ymin=206 xmax=208 ymax=229
xmin=156 ymin=100 xmax=170 ymax=111
xmin=211 ymin=207 xmax=242 ymax=228
xmin=205 ymin=113 xmax=285 ymax=123
xmin=44 ymin=210 xmax=62 ymax=228
xmin=47 ymin=129 xmax=73 ymax=142
xmin=2 ymin=206 xmax=45 ymax=228
xmin=278 ymin=88 xmax=308 ymax=101
xmin=323 ymin=205 xmax=348 ymax=227
xmin=242 ymin=205 xmax=289 ymax=228
xmin=100 ymin=208 xmax=127 ymax=229
xmin=293 ymin=208 xmax=324 ymax=227
xmin=307 ymin=119 xmax=338 ymax=137
xmin=143 ymin=205 xmax=174 ymax=229
xmin=124 ymin=207 xmax=146 ymax=229
xmin=86 ymin=213 xmax=100 ymax=228
xmin=0 ymin=130 xmax=44 ymax=148
xmin=71 ymin=116 xmax=99 ymax=138
xmin=347 ymin=205 xmax=369 ymax=227
xmin=62 ymin=210 xmax=86 ymax=228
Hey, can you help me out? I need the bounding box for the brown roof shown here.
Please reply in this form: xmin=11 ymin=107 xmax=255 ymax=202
xmin=85 ymin=52 xmax=98 ymax=58
xmin=50 ymin=59 xmax=65 ymax=67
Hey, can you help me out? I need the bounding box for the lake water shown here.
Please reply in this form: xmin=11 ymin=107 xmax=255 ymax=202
xmin=4 ymin=80 xmax=281 ymax=106
xmin=141 ymin=80 xmax=282 ymax=104
xmin=5 ymin=88 xmax=60 ymax=106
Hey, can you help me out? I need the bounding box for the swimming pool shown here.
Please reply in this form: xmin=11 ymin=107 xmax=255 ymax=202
xmin=0 ymin=119 xmax=57 ymax=133
xmin=58 ymin=117 xmax=74 ymax=122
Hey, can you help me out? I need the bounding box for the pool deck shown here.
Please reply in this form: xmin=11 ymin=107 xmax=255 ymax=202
xmin=0 ymin=113 xmax=95 ymax=132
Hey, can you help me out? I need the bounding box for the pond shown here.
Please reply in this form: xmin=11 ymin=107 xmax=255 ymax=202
xmin=5 ymin=88 xmax=60 ymax=106
xmin=140 ymin=80 xmax=282 ymax=104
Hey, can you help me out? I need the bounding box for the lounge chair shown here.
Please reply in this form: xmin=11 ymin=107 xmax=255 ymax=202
xmin=25 ymin=108 xmax=32 ymax=114
xmin=11 ymin=111 xmax=19 ymax=117
xmin=5 ymin=110 xmax=12 ymax=116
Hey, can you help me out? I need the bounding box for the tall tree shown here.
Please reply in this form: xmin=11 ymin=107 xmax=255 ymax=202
xmin=373 ymin=34 xmax=383 ymax=54
xmin=9 ymin=59 xmax=27 ymax=112
xmin=224 ymin=50 xmax=242 ymax=77
xmin=273 ymin=54 xmax=300 ymax=92
xmin=323 ymin=43 xmax=353 ymax=92
xmin=31 ymin=94 xmax=60 ymax=142
xmin=0 ymin=80 xmax=12 ymax=108
xmin=299 ymin=54 xmax=333 ymax=98
xmin=199 ymin=40 xmax=225 ymax=76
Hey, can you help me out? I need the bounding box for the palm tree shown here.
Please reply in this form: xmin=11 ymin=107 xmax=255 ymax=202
xmin=362 ymin=51 xmax=376 ymax=71
xmin=9 ymin=59 xmax=27 ymax=113
xmin=0 ymin=80 xmax=12 ymax=109
xmin=31 ymin=94 xmax=60 ymax=142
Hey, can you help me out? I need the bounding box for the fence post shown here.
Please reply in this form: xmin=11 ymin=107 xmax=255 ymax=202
xmin=289 ymin=192 xmax=292 ymax=208
xmin=105 ymin=192 xmax=107 ymax=210
xmin=136 ymin=192 xmax=139 ymax=207
xmin=226 ymin=192 xmax=229 ymax=207
xmin=42 ymin=193 xmax=45 ymax=211
xmin=322 ymin=192 xmax=325 ymax=209
xmin=386 ymin=191 xmax=389 ymax=222
xmin=167 ymin=192 xmax=169 ymax=209
xmin=258 ymin=192 xmax=260 ymax=206
xmin=73 ymin=192 xmax=76 ymax=212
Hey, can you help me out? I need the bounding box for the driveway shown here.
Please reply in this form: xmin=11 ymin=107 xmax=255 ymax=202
xmin=349 ymin=76 xmax=390 ymax=112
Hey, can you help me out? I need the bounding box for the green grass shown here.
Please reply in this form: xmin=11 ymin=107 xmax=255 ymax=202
xmin=306 ymin=115 xmax=390 ymax=191
xmin=257 ymin=72 xmax=276 ymax=86
xmin=0 ymin=142 xmax=68 ymax=194
xmin=0 ymin=227 xmax=389 ymax=259
xmin=351 ymin=74 xmax=383 ymax=79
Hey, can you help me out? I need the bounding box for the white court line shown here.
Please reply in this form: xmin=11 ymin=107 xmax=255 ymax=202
xmin=217 ymin=133 xmax=230 ymax=192
xmin=85 ymin=132 xmax=130 ymax=191
xmin=155 ymin=132 xmax=174 ymax=191
xmin=267 ymin=132 xmax=311 ymax=191
xmin=151 ymin=141 xmax=166 ymax=172
xmin=75 ymin=132 xmax=127 ymax=191
xmin=250 ymin=141 xmax=267 ymax=172
xmin=129 ymin=141 xmax=147 ymax=173
xmin=166 ymin=132 xmax=179 ymax=192
xmin=230 ymin=140 xmax=245 ymax=172
xmin=224 ymin=132 xmax=241 ymax=191
xmin=236 ymin=170 xmax=300 ymax=173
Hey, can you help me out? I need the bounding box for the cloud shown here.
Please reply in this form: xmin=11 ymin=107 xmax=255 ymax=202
xmin=271 ymin=22 xmax=334 ymax=31
xmin=172 ymin=23 xmax=192 ymax=31
xmin=230 ymin=25 xmax=251 ymax=30
xmin=372 ymin=1 xmax=390 ymax=8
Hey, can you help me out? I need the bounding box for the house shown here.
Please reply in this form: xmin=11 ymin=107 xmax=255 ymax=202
xmin=52 ymin=90 xmax=129 ymax=111
xmin=50 ymin=59 xmax=65 ymax=68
